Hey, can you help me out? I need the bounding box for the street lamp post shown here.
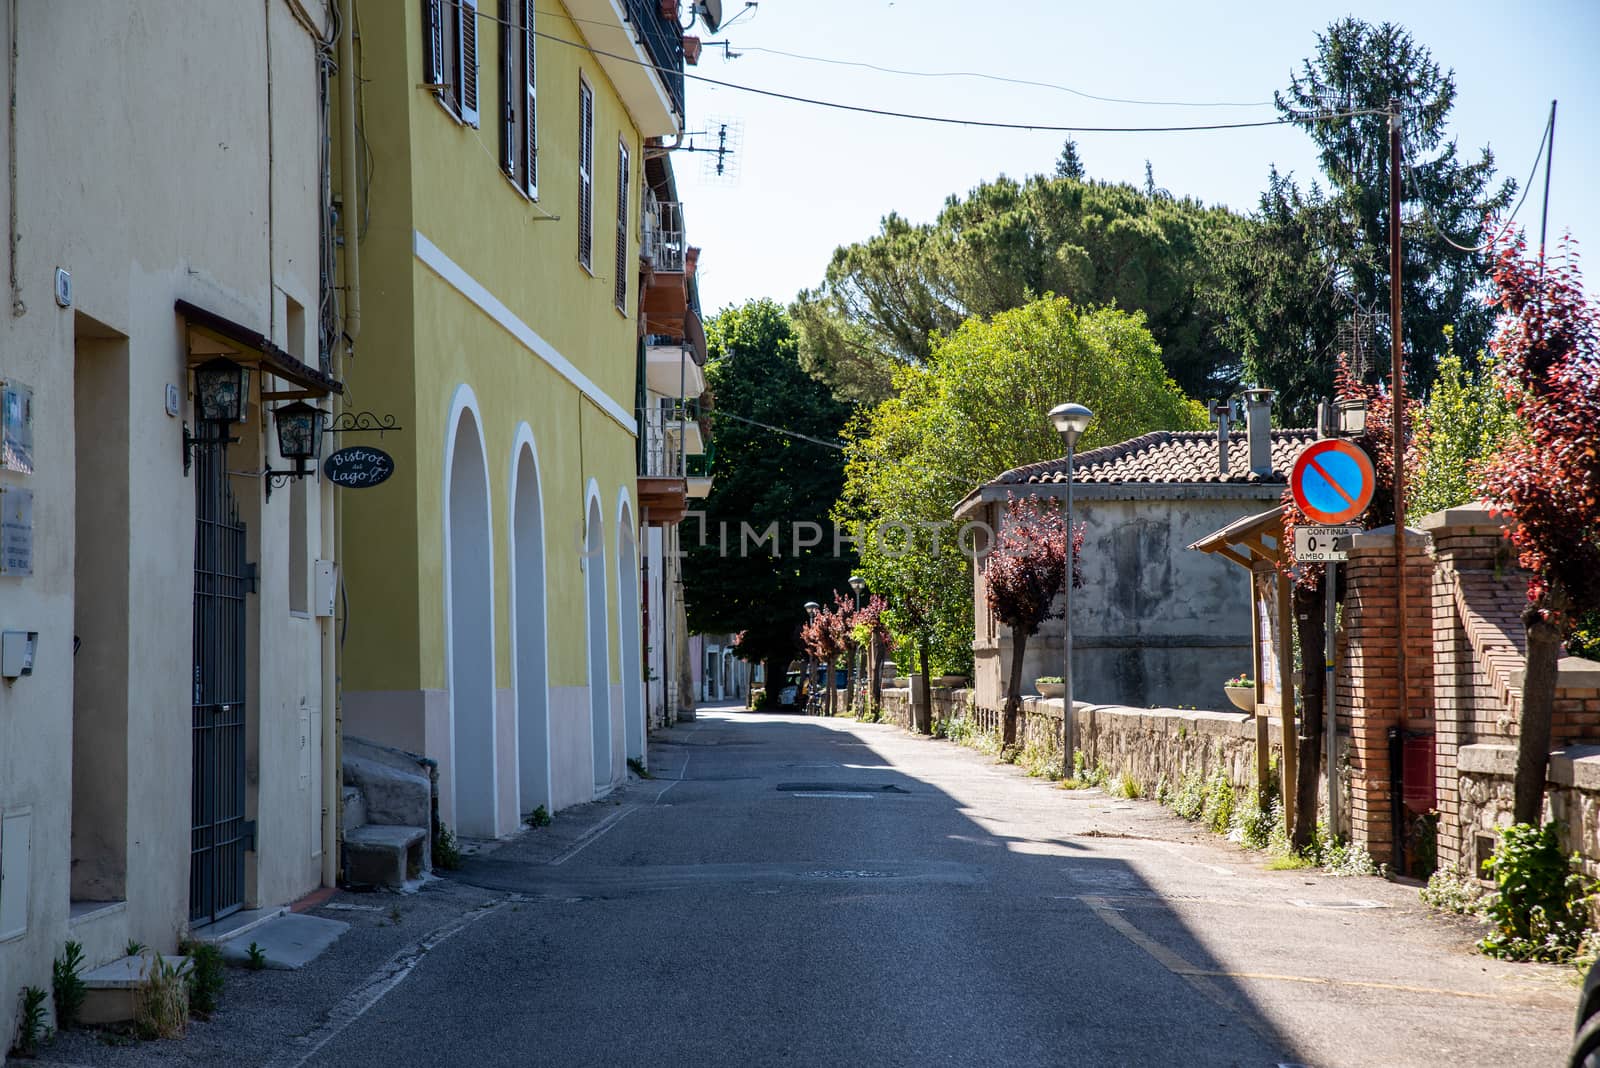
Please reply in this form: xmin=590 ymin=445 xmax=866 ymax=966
xmin=848 ymin=575 xmax=865 ymax=714
xmin=1048 ymin=403 xmax=1094 ymax=779
xmin=804 ymin=601 xmax=821 ymax=714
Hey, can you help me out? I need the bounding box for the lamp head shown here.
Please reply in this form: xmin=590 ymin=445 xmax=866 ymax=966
xmin=1048 ymin=402 xmax=1094 ymax=446
xmin=273 ymin=401 xmax=323 ymax=464
xmin=804 ymin=601 xmax=821 ymax=617
xmin=194 ymin=357 xmax=248 ymax=424
xmin=848 ymin=575 xmax=865 ymax=593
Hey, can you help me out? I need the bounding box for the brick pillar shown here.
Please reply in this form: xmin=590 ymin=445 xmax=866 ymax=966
xmin=1340 ymin=525 xmax=1434 ymax=867
xmin=1418 ymin=505 xmax=1512 ymax=873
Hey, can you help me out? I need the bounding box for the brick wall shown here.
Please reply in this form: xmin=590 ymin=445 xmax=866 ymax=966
xmin=1423 ymin=505 xmax=1600 ymax=872
xmin=1340 ymin=527 xmax=1434 ymax=867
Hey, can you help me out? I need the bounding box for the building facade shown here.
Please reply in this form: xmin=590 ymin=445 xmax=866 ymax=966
xmin=957 ymin=411 xmax=1314 ymax=711
xmin=0 ymin=0 xmax=338 ymax=1044
xmin=337 ymin=0 xmax=699 ymax=835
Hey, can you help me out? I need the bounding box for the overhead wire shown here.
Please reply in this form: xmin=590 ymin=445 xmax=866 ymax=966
xmin=451 ymin=1 xmax=1383 ymax=134
xmin=1405 ymin=107 xmax=1552 ymax=255
xmin=728 ymin=46 xmax=1275 ymax=109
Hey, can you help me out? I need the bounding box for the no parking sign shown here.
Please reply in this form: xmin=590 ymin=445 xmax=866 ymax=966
xmin=1290 ymin=439 xmax=1375 ymax=526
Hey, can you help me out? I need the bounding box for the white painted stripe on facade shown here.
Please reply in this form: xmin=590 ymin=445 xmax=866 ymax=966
xmin=412 ymin=230 xmax=638 ymax=434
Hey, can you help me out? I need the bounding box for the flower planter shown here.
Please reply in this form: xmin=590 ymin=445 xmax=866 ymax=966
xmin=1036 ymin=681 xmax=1065 ymax=698
xmin=1224 ymin=685 xmax=1255 ymax=712
xmin=936 ymin=675 xmax=968 ymax=689
xmin=892 ymin=676 xmax=911 ymax=688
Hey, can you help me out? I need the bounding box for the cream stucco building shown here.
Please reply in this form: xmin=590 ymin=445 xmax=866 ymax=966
xmin=0 ymin=0 xmax=341 ymax=1046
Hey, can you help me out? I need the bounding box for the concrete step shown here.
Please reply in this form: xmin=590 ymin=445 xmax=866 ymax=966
xmin=342 ymin=785 xmax=367 ymax=833
xmin=189 ymin=905 xmax=289 ymax=947
xmin=80 ymin=954 xmax=191 ymax=1026
xmin=344 ymin=824 xmax=428 ymax=888
xmin=218 ymin=913 xmax=348 ymax=971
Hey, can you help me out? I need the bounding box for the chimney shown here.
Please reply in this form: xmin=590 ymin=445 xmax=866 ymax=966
xmin=1207 ymin=398 xmax=1232 ymax=476
xmin=1242 ymin=388 xmax=1274 ymax=477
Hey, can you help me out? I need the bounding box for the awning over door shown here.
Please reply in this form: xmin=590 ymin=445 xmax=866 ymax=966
xmin=176 ymin=299 xmax=344 ymax=398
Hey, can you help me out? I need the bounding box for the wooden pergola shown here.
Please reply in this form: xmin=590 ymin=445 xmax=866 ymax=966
xmin=1189 ymin=504 xmax=1297 ymax=832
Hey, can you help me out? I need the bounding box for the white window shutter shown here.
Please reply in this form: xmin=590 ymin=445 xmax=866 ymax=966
xmin=422 ymin=0 xmax=445 ymax=86
xmin=524 ymin=0 xmax=538 ymax=197
xmin=459 ymin=0 xmax=480 ymax=127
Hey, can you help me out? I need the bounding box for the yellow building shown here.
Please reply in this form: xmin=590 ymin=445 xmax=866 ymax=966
xmin=337 ymin=0 xmax=699 ymax=836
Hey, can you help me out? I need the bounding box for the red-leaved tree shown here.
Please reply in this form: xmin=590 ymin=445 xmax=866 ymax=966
xmin=1480 ymin=233 xmax=1600 ymax=825
xmin=985 ymin=495 xmax=1084 ymax=749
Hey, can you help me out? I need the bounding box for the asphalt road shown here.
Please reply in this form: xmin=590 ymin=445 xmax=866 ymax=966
xmin=43 ymin=707 xmax=1577 ymax=1067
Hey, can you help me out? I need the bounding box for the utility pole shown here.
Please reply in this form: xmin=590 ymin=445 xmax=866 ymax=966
xmin=1388 ymin=105 xmax=1409 ymax=869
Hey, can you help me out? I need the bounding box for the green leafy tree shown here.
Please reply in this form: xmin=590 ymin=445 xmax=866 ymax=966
xmin=1053 ymin=138 xmax=1085 ymax=180
xmin=1411 ymin=333 xmax=1521 ymax=516
xmin=837 ymin=297 xmax=1206 ymax=673
xmin=682 ymin=301 xmax=856 ymax=705
xmin=794 ymin=176 xmax=1248 ymax=404
xmin=1267 ymin=19 xmax=1512 ymax=397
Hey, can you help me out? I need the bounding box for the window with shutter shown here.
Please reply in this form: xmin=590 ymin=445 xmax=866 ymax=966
xmin=458 ymin=0 xmax=480 ymax=127
xmin=523 ymin=0 xmax=537 ymax=197
xmin=578 ymin=77 xmax=594 ymax=271
xmin=499 ymin=2 xmax=515 ymax=174
xmin=422 ymin=0 xmax=445 ymax=86
xmin=615 ymin=142 xmax=630 ymax=311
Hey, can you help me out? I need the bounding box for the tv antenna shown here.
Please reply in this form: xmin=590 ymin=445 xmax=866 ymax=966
xmin=1335 ymin=301 xmax=1383 ymax=383
xmin=676 ymin=117 xmax=743 ymax=184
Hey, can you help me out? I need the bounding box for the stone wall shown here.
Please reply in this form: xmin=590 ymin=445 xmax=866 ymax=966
xmin=876 ymin=687 xmax=1304 ymax=809
xmin=1457 ymin=744 xmax=1600 ymax=888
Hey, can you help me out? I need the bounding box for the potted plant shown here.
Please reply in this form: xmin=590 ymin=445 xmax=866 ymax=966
xmin=1223 ymin=673 xmax=1255 ymax=712
xmin=935 ymin=674 xmax=969 ymax=688
xmin=1035 ymin=676 xmax=1065 ymax=698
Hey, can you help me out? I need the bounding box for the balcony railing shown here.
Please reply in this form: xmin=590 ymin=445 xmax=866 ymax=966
xmin=625 ymin=0 xmax=685 ymax=123
xmin=639 ymin=403 xmax=686 ymax=479
xmin=643 ymin=199 xmax=687 ymax=274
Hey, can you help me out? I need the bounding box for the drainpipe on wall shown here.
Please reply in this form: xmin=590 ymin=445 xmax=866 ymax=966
xmin=7 ymin=0 xmax=22 ymax=317
xmin=320 ymin=0 xmax=361 ymax=890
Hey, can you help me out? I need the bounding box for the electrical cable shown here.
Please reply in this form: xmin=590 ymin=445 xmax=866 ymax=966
xmin=450 ymin=1 xmax=1383 ymax=134
xmin=729 ymin=46 xmax=1275 ymax=109
xmin=708 ymin=407 xmax=842 ymax=450
xmin=1406 ymin=108 xmax=1551 ymax=255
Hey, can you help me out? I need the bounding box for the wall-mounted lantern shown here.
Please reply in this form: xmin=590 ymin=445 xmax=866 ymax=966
xmin=264 ymin=401 xmax=323 ymax=500
xmin=183 ymin=357 xmax=249 ymax=473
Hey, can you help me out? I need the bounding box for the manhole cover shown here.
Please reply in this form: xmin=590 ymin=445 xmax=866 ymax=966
xmin=777 ymin=783 xmax=909 ymax=793
xmin=1289 ymin=898 xmax=1388 ymax=910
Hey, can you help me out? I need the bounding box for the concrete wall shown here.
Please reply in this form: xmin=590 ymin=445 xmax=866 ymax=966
xmin=973 ymin=490 xmax=1277 ymax=711
xmin=0 ymin=0 xmax=329 ymax=1046
xmin=337 ymin=2 xmax=655 ymax=830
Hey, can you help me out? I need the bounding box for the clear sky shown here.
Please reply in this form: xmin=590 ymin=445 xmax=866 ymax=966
xmin=671 ymin=0 xmax=1599 ymax=314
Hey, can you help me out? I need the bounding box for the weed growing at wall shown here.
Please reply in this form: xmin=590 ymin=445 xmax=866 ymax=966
xmin=1110 ymin=772 xmax=1143 ymax=799
xmin=433 ymin=824 xmax=463 ymax=870
xmin=183 ymin=942 xmax=225 ymax=1017
xmin=1232 ymin=792 xmax=1276 ymax=850
xmin=1420 ymin=866 xmax=1486 ymax=915
xmin=51 ymin=941 xmax=86 ymax=1031
xmin=11 ymin=985 xmax=49 ymax=1058
xmin=134 ymin=954 xmax=188 ymax=1040
xmin=1170 ymin=770 xmax=1206 ymax=821
xmin=1202 ymin=770 xmax=1235 ymax=835
xmin=1479 ymin=822 xmax=1595 ymax=963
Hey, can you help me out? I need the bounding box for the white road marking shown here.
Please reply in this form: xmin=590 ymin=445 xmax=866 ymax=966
xmin=789 ymin=792 xmax=876 ymax=799
xmin=549 ymin=805 xmax=637 ymax=866
xmin=267 ymin=899 xmax=510 ymax=1068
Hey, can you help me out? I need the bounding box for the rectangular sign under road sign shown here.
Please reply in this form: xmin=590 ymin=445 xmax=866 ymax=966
xmin=1294 ymin=524 xmax=1363 ymax=562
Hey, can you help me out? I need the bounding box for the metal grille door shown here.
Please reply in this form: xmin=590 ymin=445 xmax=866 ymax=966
xmin=190 ymin=439 xmax=247 ymax=925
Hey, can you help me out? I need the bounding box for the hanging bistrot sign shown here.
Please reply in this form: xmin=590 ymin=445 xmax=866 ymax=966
xmin=323 ymin=445 xmax=395 ymax=489
xmin=1289 ymin=439 xmax=1375 ymax=526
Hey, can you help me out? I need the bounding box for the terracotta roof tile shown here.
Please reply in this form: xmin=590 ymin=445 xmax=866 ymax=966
xmin=991 ymin=429 xmax=1318 ymax=487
